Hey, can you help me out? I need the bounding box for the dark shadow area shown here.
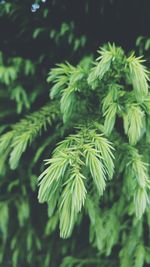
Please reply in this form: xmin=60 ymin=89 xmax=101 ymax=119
xmin=0 ymin=0 xmax=150 ymax=60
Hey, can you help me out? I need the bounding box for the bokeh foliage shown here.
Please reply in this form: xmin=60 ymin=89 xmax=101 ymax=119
xmin=0 ymin=1 xmax=150 ymax=267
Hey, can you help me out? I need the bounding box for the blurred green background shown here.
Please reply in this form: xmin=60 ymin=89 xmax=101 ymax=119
xmin=0 ymin=1 xmax=150 ymax=266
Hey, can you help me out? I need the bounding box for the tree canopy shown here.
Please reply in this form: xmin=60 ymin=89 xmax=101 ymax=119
xmin=0 ymin=1 xmax=150 ymax=267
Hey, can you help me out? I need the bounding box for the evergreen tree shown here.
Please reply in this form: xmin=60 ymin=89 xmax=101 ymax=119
xmin=0 ymin=42 xmax=150 ymax=267
xmin=0 ymin=1 xmax=150 ymax=267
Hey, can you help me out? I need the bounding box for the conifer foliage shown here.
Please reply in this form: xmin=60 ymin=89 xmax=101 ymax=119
xmin=0 ymin=43 xmax=150 ymax=267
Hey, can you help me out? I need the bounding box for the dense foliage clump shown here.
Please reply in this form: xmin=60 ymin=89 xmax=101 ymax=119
xmin=0 ymin=1 xmax=150 ymax=267
xmin=0 ymin=41 xmax=150 ymax=267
